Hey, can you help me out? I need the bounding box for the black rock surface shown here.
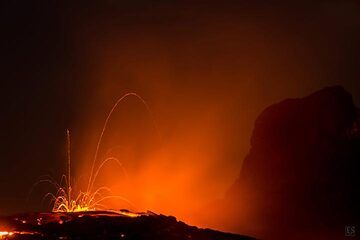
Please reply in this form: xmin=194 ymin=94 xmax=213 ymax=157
xmin=0 ymin=210 xmax=254 ymax=240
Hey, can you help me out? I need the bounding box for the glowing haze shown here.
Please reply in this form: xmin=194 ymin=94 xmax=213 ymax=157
xmin=69 ymin=3 xmax=360 ymax=230
xmin=51 ymin=1 xmax=360 ymax=231
xmin=1 ymin=1 xmax=360 ymax=235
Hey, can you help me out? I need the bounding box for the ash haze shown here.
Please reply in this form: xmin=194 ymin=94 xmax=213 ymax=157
xmin=0 ymin=0 xmax=360 ymax=235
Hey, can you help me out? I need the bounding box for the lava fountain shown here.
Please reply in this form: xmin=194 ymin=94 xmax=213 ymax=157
xmin=28 ymin=92 xmax=155 ymax=213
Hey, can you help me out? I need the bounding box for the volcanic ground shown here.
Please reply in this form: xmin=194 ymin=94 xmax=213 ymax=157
xmin=0 ymin=210 xmax=254 ymax=240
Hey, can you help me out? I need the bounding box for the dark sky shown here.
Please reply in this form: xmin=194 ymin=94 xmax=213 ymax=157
xmin=0 ymin=0 xmax=359 ymax=226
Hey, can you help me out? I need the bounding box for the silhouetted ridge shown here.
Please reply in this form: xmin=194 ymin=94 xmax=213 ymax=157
xmin=0 ymin=211 xmax=254 ymax=240
xmin=227 ymin=86 xmax=360 ymax=239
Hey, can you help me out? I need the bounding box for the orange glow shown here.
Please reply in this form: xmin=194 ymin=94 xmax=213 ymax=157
xmin=73 ymin=88 xmax=249 ymax=230
xmin=0 ymin=231 xmax=39 ymax=239
xmin=0 ymin=231 xmax=13 ymax=238
xmin=60 ymin=14 xmax=317 ymax=233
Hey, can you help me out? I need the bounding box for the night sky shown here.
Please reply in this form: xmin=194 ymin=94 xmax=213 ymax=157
xmin=0 ymin=0 xmax=359 ymax=229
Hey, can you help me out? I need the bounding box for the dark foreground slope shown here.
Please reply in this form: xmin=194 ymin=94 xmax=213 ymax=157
xmin=0 ymin=210 xmax=254 ymax=240
xmin=225 ymin=86 xmax=360 ymax=239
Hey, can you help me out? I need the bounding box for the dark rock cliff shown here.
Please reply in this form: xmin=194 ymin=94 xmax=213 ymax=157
xmin=226 ymin=86 xmax=360 ymax=239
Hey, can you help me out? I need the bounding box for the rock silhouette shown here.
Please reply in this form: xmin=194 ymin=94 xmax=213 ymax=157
xmin=226 ymin=86 xmax=360 ymax=239
xmin=0 ymin=210 xmax=254 ymax=240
